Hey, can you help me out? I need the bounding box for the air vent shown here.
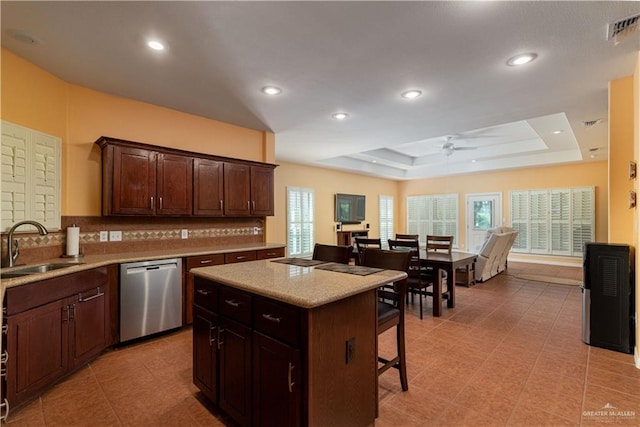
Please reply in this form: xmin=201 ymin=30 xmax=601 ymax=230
xmin=608 ymin=13 xmax=640 ymax=44
xmin=583 ymin=119 xmax=602 ymax=128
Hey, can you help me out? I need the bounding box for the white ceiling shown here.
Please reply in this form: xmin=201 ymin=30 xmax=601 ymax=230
xmin=2 ymin=1 xmax=639 ymax=180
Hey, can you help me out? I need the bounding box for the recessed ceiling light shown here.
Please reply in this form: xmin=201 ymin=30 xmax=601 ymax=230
xmin=332 ymin=112 xmax=349 ymax=120
xmin=471 ymin=159 xmax=477 ymax=163
xmin=147 ymin=40 xmax=165 ymax=51
xmin=372 ymin=160 xmax=377 ymax=163
xmin=553 ymin=130 xmax=563 ymax=135
xmin=506 ymin=53 xmax=537 ymax=66
xmin=401 ymin=90 xmax=422 ymax=99
xmin=262 ymin=86 xmax=282 ymax=95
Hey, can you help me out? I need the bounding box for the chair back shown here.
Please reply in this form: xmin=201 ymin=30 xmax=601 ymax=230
xmin=354 ymin=237 xmax=382 ymax=264
xmin=312 ymin=243 xmax=353 ymax=264
xmin=395 ymin=233 xmax=419 ymax=241
xmin=361 ymin=248 xmax=410 ymax=303
xmin=388 ymin=239 xmax=423 ymax=281
xmin=426 ymin=235 xmax=453 ymax=254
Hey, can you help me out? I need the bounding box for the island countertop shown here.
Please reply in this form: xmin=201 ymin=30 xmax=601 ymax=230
xmin=190 ymin=258 xmax=407 ymax=308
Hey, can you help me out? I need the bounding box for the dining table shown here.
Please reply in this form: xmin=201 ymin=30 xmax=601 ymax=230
xmin=419 ymin=249 xmax=477 ymax=317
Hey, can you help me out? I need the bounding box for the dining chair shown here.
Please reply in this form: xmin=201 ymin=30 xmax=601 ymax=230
xmin=354 ymin=237 xmax=382 ymax=265
xmin=360 ymin=248 xmax=411 ymax=393
xmin=388 ymin=239 xmax=434 ymax=320
xmin=311 ymin=243 xmax=353 ymax=264
xmin=425 ymin=235 xmax=453 ymax=253
xmin=395 ymin=233 xmax=419 ymax=241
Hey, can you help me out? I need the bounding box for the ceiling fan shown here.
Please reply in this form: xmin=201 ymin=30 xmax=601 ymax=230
xmin=441 ymin=136 xmax=477 ymax=157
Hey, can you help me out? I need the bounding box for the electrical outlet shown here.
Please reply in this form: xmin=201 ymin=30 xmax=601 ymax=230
xmin=109 ymin=230 xmax=122 ymax=242
xmin=253 ymin=227 xmax=260 ymax=235
xmin=181 ymin=229 xmax=188 ymax=239
xmin=99 ymin=231 xmax=108 ymax=242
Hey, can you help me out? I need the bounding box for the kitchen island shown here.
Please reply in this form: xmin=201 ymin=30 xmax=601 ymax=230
xmin=190 ymin=258 xmax=407 ymax=427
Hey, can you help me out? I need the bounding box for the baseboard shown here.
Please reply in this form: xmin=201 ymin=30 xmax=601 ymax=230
xmin=507 ymin=255 xmax=582 ymax=268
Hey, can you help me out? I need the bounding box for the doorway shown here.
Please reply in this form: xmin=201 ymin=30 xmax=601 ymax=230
xmin=466 ymin=193 xmax=502 ymax=252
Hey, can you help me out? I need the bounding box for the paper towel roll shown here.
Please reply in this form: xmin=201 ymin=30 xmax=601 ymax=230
xmin=66 ymin=225 xmax=80 ymax=256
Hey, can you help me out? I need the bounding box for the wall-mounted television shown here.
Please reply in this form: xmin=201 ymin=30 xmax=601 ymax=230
xmin=335 ymin=193 xmax=366 ymax=224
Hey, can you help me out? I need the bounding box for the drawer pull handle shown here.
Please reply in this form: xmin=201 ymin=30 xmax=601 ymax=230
xmin=0 ymin=350 xmax=7 ymax=378
xmin=262 ymin=313 xmax=281 ymax=323
xmin=196 ymin=289 xmax=211 ymax=296
xmin=217 ymin=328 xmax=224 ymax=350
xmin=288 ymin=362 xmax=295 ymax=393
xmin=78 ymin=287 xmax=104 ymax=302
xmin=0 ymin=398 xmax=9 ymax=423
xmin=150 ymin=196 xmax=154 ymax=209
xmin=225 ymin=299 xmax=240 ymax=307
xmin=220 ymin=200 xmax=223 ymax=210
xmin=209 ymin=326 xmax=217 ymax=346
xmin=236 ymin=256 xmax=247 ymax=260
xmin=199 ymin=260 xmax=213 ymax=265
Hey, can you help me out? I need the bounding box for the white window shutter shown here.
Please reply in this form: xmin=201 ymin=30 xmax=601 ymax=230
xmin=287 ymin=187 xmax=315 ymax=257
xmin=379 ymin=195 xmax=394 ymax=249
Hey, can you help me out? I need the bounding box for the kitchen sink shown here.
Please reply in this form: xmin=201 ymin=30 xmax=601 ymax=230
xmin=1 ymin=262 xmax=84 ymax=279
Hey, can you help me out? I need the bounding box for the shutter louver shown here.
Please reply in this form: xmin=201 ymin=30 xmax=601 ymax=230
xmin=379 ymin=195 xmax=394 ymax=249
xmin=287 ymin=187 xmax=314 ymax=257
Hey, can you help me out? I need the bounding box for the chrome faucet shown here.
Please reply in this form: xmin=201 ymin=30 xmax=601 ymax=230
xmin=5 ymin=220 xmax=48 ymax=268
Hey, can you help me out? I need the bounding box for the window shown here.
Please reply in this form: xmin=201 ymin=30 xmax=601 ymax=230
xmin=407 ymin=194 xmax=458 ymax=246
xmin=287 ymin=187 xmax=315 ymax=257
xmin=379 ymin=195 xmax=394 ymax=249
xmin=510 ymin=187 xmax=594 ymax=257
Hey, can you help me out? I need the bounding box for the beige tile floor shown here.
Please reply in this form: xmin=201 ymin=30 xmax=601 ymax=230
xmin=6 ymin=262 xmax=640 ymax=426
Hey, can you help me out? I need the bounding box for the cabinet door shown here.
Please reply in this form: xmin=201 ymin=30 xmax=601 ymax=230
xmin=219 ymin=317 xmax=252 ymax=427
xmin=157 ymin=153 xmax=193 ymax=215
xmin=250 ymin=166 xmax=274 ymax=216
xmin=193 ymin=306 xmax=219 ymax=404
xmin=224 ymin=163 xmax=251 ymax=216
xmin=193 ymin=158 xmax=224 ymax=216
xmin=112 ymin=145 xmax=156 ymax=215
xmin=6 ymin=298 xmax=68 ymax=407
xmin=69 ymin=287 xmax=106 ymax=368
xmin=253 ymin=332 xmax=301 ymax=427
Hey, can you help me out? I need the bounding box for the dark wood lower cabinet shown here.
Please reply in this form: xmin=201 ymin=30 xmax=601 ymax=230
xmin=3 ymin=268 xmax=110 ymax=410
xmin=193 ymin=306 xmax=218 ymax=403
xmin=253 ymin=332 xmax=301 ymax=427
xmin=219 ymin=318 xmax=252 ymax=427
xmin=192 ymin=275 xmax=377 ymax=426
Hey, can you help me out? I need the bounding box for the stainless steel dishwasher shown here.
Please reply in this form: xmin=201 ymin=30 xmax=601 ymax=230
xmin=120 ymin=258 xmax=182 ymax=342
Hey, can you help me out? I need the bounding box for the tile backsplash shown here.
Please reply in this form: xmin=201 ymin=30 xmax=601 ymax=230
xmin=1 ymin=216 xmax=265 ymax=265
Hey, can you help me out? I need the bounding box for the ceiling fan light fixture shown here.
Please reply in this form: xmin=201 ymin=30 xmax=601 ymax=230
xmin=401 ymin=90 xmax=422 ymax=99
xmin=332 ymin=112 xmax=349 ymax=120
xmin=261 ymin=86 xmax=282 ymax=95
xmin=506 ymin=53 xmax=537 ymax=66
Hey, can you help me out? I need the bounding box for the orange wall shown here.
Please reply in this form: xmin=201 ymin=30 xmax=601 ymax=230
xmin=608 ymin=76 xmax=635 ymax=245
xmin=398 ymin=162 xmax=608 ymax=254
xmin=1 ymin=48 xmax=270 ymax=216
xmin=273 ymin=162 xmax=399 ymax=249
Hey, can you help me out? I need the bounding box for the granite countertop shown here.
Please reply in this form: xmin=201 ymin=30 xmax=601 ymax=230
xmin=190 ymin=259 xmax=407 ymax=308
xmin=0 ymin=242 xmax=286 ymax=289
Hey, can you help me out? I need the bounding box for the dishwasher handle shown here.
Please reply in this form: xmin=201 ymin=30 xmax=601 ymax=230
xmin=124 ymin=263 xmax=179 ymax=275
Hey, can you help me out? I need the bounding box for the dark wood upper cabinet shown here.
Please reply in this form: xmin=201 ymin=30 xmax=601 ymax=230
xmin=224 ymin=163 xmax=275 ymax=217
xmin=223 ymin=163 xmax=252 ymax=216
xmin=96 ymin=137 xmax=276 ymax=217
xmin=193 ymin=158 xmax=224 ymax=216
xmin=251 ymin=165 xmax=275 ymax=216
xmin=111 ymin=145 xmax=156 ymax=215
xmin=157 ymin=153 xmax=193 ymax=215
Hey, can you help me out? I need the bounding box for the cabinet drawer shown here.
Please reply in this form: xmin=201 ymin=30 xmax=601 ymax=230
xmin=187 ymin=254 xmax=225 ymax=270
xmin=219 ymin=287 xmax=252 ymax=325
xmin=253 ymin=297 xmax=301 ymax=347
xmin=256 ymin=247 xmax=285 ymax=260
xmin=225 ymin=251 xmax=257 ymax=264
xmin=194 ymin=277 xmax=218 ymax=311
